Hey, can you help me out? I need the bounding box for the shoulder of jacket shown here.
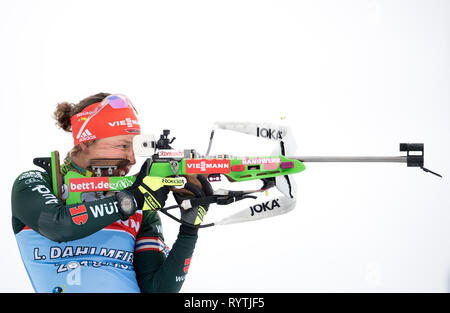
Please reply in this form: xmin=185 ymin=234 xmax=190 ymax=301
xmin=14 ymin=170 xmax=50 ymax=186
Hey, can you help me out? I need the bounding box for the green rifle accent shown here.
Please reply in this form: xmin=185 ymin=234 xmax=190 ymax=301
xmin=57 ymin=155 xmax=305 ymax=205
xmin=50 ymin=151 xmax=60 ymax=198
xmin=178 ymin=155 xmax=305 ymax=182
xmin=64 ymin=170 xmax=136 ymax=204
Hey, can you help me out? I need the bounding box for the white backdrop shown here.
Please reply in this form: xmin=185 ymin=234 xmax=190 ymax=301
xmin=0 ymin=0 xmax=449 ymax=292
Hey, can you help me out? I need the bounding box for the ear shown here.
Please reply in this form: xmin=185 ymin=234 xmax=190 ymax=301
xmin=79 ymin=142 xmax=91 ymax=152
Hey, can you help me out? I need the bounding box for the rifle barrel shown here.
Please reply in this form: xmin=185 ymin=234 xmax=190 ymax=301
xmin=290 ymin=156 xmax=407 ymax=163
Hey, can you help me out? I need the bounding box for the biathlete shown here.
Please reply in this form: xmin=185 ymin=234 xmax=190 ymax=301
xmin=11 ymin=93 xmax=212 ymax=293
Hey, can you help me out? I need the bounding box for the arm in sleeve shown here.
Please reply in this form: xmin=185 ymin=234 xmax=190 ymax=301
xmin=134 ymin=210 xmax=198 ymax=293
xmin=11 ymin=170 xmax=124 ymax=242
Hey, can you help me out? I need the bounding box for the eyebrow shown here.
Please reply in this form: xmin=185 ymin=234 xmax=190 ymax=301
xmin=108 ymin=140 xmax=133 ymax=147
xmin=116 ymin=139 xmax=133 ymax=144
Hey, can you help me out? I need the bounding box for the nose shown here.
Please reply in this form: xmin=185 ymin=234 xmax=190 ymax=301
xmin=128 ymin=145 xmax=136 ymax=166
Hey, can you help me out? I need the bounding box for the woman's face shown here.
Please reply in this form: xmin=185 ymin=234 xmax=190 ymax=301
xmin=81 ymin=134 xmax=137 ymax=176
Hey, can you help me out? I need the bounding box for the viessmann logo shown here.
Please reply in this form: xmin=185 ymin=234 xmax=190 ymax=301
xmin=69 ymin=177 xmax=110 ymax=192
xmin=108 ymin=118 xmax=139 ymax=128
xmin=185 ymin=159 xmax=231 ymax=174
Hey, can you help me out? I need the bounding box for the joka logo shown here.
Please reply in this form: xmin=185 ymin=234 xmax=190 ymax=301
xmin=249 ymin=199 xmax=280 ymax=216
xmin=69 ymin=205 xmax=88 ymax=225
xmin=184 ymin=257 xmax=192 ymax=273
xmin=256 ymin=127 xmax=284 ymax=140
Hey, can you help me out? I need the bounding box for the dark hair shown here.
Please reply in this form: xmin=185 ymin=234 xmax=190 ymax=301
xmin=53 ymin=92 xmax=111 ymax=158
xmin=53 ymin=92 xmax=111 ymax=132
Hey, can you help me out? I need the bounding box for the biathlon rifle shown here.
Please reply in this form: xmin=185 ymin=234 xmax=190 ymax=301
xmin=34 ymin=122 xmax=442 ymax=228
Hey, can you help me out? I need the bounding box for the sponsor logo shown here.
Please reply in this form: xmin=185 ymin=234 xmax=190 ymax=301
xmin=158 ymin=150 xmax=184 ymax=158
xmin=18 ymin=171 xmax=44 ymax=182
xmin=249 ymin=199 xmax=280 ymax=216
xmin=108 ymin=118 xmax=139 ymax=128
xmin=67 ymin=201 xmax=142 ymax=234
xmin=176 ymin=275 xmax=187 ymax=282
xmin=79 ymin=128 xmax=96 ymax=142
xmin=69 ymin=205 xmax=88 ymax=225
xmin=24 ymin=178 xmax=40 ymax=184
xmin=109 ymin=177 xmax=135 ymax=190
xmin=88 ymin=201 xmax=120 ymax=218
xmin=185 ymin=159 xmax=230 ymax=174
xmin=161 ymin=177 xmax=184 ymax=185
xmin=31 ymin=185 xmax=58 ymax=204
xmin=256 ymin=127 xmax=285 ymax=140
xmin=241 ymin=158 xmax=281 ymax=165
xmin=69 ymin=177 xmax=110 ymax=192
xmin=184 ymin=257 xmax=193 ymax=273
xmin=75 ymin=111 xmax=92 ymax=118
